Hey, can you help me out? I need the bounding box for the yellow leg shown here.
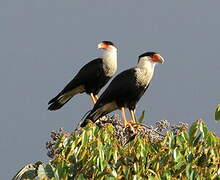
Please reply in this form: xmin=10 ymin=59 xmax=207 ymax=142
xmin=95 ymin=95 xmax=99 ymax=102
xmin=129 ymin=109 xmax=136 ymax=123
xmin=129 ymin=109 xmax=145 ymax=130
xmin=89 ymin=93 xmax=96 ymax=104
xmin=120 ymin=107 xmax=127 ymax=127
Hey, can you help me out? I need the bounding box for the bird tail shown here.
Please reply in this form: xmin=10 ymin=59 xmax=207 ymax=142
xmin=48 ymin=94 xmax=72 ymax=111
xmin=80 ymin=102 xmax=117 ymax=127
xmin=80 ymin=108 xmax=105 ymax=127
xmin=48 ymin=85 xmax=85 ymax=111
xmin=77 ymin=110 xmax=92 ymax=128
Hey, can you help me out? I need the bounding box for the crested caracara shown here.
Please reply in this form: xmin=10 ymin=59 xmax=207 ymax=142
xmin=48 ymin=41 xmax=117 ymax=110
xmin=80 ymin=52 xmax=164 ymax=127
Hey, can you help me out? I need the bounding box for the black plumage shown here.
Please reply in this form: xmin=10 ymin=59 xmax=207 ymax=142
xmin=48 ymin=41 xmax=117 ymax=110
xmin=48 ymin=59 xmax=111 ymax=110
xmin=80 ymin=68 xmax=148 ymax=127
xmin=81 ymin=52 xmax=164 ymax=127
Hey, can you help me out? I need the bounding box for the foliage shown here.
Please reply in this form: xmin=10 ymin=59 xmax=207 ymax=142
xmin=215 ymin=104 xmax=220 ymax=121
xmin=13 ymin=117 xmax=220 ymax=180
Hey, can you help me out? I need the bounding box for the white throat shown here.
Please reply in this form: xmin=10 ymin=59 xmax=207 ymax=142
xmin=137 ymin=56 xmax=156 ymax=70
xmin=135 ymin=57 xmax=156 ymax=86
xmin=102 ymin=46 xmax=117 ymax=77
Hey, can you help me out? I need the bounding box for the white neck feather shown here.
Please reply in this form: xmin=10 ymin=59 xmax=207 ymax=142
xmin=137 ymin=56 xmax=156 ymax=71
xmin=135 ymin=56 xmax=156 ymax=86
xmin=101 ymin=46 xmax=117 ymax=77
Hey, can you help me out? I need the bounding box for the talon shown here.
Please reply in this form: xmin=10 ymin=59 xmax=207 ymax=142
xmin=89 ymin=93 xmax=97 ymax=104
xmin=126 ymin=121 xmax=146 ymax=131
xmin=124 ymin=120 xmax=135 ymax=132
xmin=129 ymin=109 xmax=136 ymax=123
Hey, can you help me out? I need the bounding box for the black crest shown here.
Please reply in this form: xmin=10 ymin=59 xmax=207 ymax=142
xmin=139 ymin=52 xmax=156 ymax=59
xmin=102 ymin=41 xmax=116 ymax=47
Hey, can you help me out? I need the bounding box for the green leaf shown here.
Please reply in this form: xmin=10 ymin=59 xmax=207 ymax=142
xmin=138 ymin=110 xmax=145 ymax=123
xmin=193 ymin=133 xmax=201 ymax=146
xmin=44 ymin=164 xmax=55 ymax=178
xmin=12 ymin=118 xmax=220 ymax=179
xmin=111 ymin=169 xmax=117 ymax=178
xmin=173 ymin=147 xmax=182 ymax=162
xmin=215 ymin=104 xmax=220 ymax=121
xmin=12 ymin=167 xmax=36 ymax=180
xmin=186 ymin=165 xmax=199 ymax=180
xmin=186 ymin=165 xmax=193 ymax=179
xmin=197 ymin=153 xmax=208 ymax=167
xmin=199 ymin=121 xmax=209 ymax=138
xmin=173 ymin=162 xmax=186 ymax=176
xmin=12 ymin=161 xmax=43 ymax=180
xmin=113 ymin=148 xmax=118 ymax=164
xmin=176 ymin=135 xmax=186 ymax=148
xmin=187 ymin=153 xmax=194 ymax=163
xmin=181 ymin=130 xmax=189 ymax=142
xmin=81 ymin=130 xmax=88 ymax=147
xmin=37 ymin=164 xmax=48 ymax=179
xmin=148 ymin=176 xmax=155 ymax=180
xmin=189 ymin=121 xmax=199 ymax=145
xmin=77 ymin=174 xmax=86 ymax=180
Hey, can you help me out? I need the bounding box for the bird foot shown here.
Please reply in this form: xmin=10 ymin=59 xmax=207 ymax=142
xmin=124 ymin=121 xmax=146 ymax=131
xmin=132 ymin=123 xmax=146 ymax=131
xmin=124 ymin=120 xmax=136 ymax=132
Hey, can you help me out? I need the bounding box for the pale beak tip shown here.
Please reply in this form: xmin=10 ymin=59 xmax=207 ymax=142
xmin=97 ymin=43 xmax=102 ymax=49
xmin=160 ymin=57 xmax=165 ymax=64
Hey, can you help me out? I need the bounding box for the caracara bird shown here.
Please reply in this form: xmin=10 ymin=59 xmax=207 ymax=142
xmin=48 ymin=41 xmax=117 ymax=110
xmin=80 ymin=52 xmax=164 ymax=127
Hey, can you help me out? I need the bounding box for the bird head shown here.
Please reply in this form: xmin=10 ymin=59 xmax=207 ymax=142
xmin=138 ymin=52 xmax=165 ymax=64
xmin=97 ymin=41 xmax=117 ymax=51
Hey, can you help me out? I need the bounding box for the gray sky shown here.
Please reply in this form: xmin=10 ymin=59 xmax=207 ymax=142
xmin=1 ymin=0 xmax=220 ymax=179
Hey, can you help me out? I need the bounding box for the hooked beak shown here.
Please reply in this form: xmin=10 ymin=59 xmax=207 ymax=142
xmin=97 ymin=42 xmax=109 ymax=50
xmin=97 ymin=43 xmax=105 ymax=49
xmin=153 ymin=54 xmax=165 ymax=64
xmin=97 ymin=43 xmax=102 ymax=49
xmin=158 ymin=56 xmax=165 ymax=64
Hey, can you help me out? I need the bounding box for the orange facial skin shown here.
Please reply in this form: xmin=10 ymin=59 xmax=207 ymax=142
xmin=152 ymin=53 xmax=164 ymax=64
xmin=97 ymin=42 xmax=110 ymax=50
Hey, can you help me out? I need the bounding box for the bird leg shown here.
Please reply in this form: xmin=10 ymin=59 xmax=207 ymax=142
xmin=129 ymin=109 xmax=146 ymax=130
xmin=120 ymin=107 xmax=135 ymax=131
xmin=120 ymin=107 xmax=128 ymax=127
xmin=95 ymin=95 xmax=99 ymax=102
xmin=129 ymin=109 xmax=136 ymax=123
xmin=89 ymin=93 xmax=97 ymax=104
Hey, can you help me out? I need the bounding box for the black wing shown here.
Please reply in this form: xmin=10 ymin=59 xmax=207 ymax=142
xmin=81 ymin=68 xmax=137 ymax=126
xmin=61 ymin=58 xmax=103 ymax=94
xmin=48 ymin=58 xmax=103 ymax=103
xmin=93 ymin=68 xmax=137 ymax=108
xmin=81 ymin=68 xmax=151 ymax=126
xmin=48 ymin=58 xmax=104 ymax=111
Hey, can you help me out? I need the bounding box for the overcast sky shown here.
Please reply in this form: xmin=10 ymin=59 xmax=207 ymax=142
xmin=1 ymin=0 xmax=220 ymax=179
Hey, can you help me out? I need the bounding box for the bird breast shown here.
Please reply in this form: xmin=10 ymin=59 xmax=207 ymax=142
xmin=102 ymin=50 xmax=117 ymax=77
xmin=135 ymin=68 xmax=153 ymax=87
xmin=103 ymin=61 xmax=117 ymax=77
